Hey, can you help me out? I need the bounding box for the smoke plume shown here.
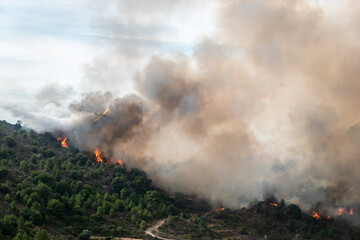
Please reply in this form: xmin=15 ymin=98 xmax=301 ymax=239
xmin=6 ymin=0 xmax=360 ymax=218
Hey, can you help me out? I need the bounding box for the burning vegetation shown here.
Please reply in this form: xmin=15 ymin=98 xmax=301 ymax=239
xmin=94 ymin=148 xmax=102 ymax=162
xmin=336 ymin=208 xmax=354 ymax=216
xmin=93 ymin=148 xmax=123 ymax=166
xmin=312 ymin=211 xmax=320 ymax=220
xmin=56 ymin=137 xmax=69 ymax=148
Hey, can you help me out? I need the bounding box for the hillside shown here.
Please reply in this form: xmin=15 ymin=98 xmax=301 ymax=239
xmin=0 ymin=120 xmax=359 ymax=240
xmin=0 ymin=120 xmax=176 ymax=239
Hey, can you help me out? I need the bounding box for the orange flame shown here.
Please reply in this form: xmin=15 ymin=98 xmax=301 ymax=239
xmin=95 ymin=149 xmax=102 ymax=162
xmin=336 ymin=208 xmax=345 ymax=215
xmin=218 ymin=207 xmax=225 ymax=211
xmin=187 ymin=198 xmax=193 ymax=201
xmin=336 ymin=208 xmax=353 ymax=216
xmin=57 ymin=137 xmax=69 ymax=148
xmin=312 ymin=211 xmax=320 ymax=219
xmin=269 ymin=203 xmax=278 ymax=207
xmin=117 ymin=159 xmax=123 ymax=166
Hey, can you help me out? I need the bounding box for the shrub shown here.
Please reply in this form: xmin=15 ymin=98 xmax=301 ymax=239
xmin=328 ymin=227 xmax=338 ymax=239
xmin=288 ymin=220 xmax=296 ymax=233
xmin=240 ymin=226 xmax=248 ymax=235
xmin=167 ymin=215 xmax=174 ymax=226
xmin=79 ymin=229 xmax=91 ymax=240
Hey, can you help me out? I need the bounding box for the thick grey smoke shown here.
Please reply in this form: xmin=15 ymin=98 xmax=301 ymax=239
xmin=6 ymin=0 xmax=360 ymax=219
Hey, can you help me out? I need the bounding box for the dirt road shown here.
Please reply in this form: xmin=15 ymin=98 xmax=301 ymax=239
xmin=145 ymin=219 xmax=174 ymax=240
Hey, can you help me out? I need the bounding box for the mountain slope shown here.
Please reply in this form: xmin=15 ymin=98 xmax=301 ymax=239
xmin=0 ymin=120 xmax=359 ymax=240
xmin=0 ymin=120 xmax=176 ymax=239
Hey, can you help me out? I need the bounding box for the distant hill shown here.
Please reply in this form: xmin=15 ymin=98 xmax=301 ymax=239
xmin=0 ymin=120 xmax=359 ymax=240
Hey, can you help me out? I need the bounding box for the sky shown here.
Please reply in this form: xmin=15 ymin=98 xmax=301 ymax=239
xmin=0 ymin=0 xmax=218 ymax=123
xmin=0 ymin=0 xmax=342 ymax=124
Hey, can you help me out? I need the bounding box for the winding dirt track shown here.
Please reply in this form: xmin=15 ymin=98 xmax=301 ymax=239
xmin=145 ymin=219 xmax=174 ymax=240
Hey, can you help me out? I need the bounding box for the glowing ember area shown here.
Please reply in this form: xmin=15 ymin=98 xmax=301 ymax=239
xmin=269 ymin=203 xmax=278 ymax=207
xmin=117 ymin=159 xmax=123 ymax=166
xmin=218 ymin=207 xmax=225 ymax=211
xmin=312 ymin=211 xmax=320 ymax=220
xmin=94 ymin=149 xmax=103 ymax=162
xmin=187 ymin=198 xmax=193 ymax=201
xmin=57 ymin=137 xmax=69 ymax=148
xmin=336 ymin=208 xmax=353 ymax=216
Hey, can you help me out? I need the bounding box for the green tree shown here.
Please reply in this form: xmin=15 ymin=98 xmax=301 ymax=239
xmin=29 ymin=129 xmax=36 ymax=138
xmin=115 ymin=199 xmax=125 ymax=212
xmin=3 ymin=136 xmax=16 ymax=148
xmin=44 ymin=149 xmax=55 ymax=158
xmin=10 ymin=201 xmax=17 ymax=211
xmin=0 ymin=167 xmax=9 ymax=179
xmin=15 ymin=120 xmax=22 ymax=130
xmin=111 ymin=176 xmax=126 ymax=193
xmin=31 ymin=146 xmax=38 ymax=154
xmin=35 ymin=182 xmax=51 ymax=199
xmin=34 ymin=229 xmax=49 ymax=240
xmin=13 ymin=230 xmax=32 ymax=240
xmin=40 ymin=159 xmax=46 ymax=169
xmin=131 ymin=214 xmax=137 ymax=223
xmin=17 ymin=216 xmax=25 ymax=231
xmin=75 ymin=153 xmax=88 ymax=166
xmin=1 ymin=214 xmax=18 ymax=236
xmin=5 ymin=193 xmax=11 ymax=201
xmin=33 ymin=173 xmax=55 ymax=188
xmin=144 ymin=190 xmax=161 ymax=212
xmin=110 ymin=208 xmax=115 ymax=217
xmin=288 ymin=204 xmax=302 ymax=220
xmin=0 ymin=183 xmax=11 ymax=194
xmin=46 ymin=199 xmax=64 ymax=217
xmin=55 ymin=181 xmax=71 ymax=195
xmin=140 ymin=220 xmax=146 ymax=230
xmin=20 ymin=160 xmax=29 ymax=172
xmin=280 ymin=199 xmax=286 ymax=207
